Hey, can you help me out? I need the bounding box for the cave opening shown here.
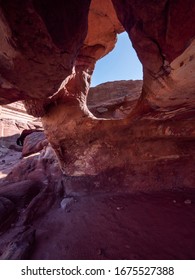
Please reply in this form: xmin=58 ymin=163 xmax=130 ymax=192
xmin=91 ymin=32 xmax=143 ymax=87
xmin=0 ymin=0 xmax=195 ymax=262
xmin=88 ymin=32 xmax=143 ymax=119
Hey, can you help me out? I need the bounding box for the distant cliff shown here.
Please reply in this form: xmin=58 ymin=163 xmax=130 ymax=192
xmin=88 ymin=80 xmax=143 ymax=118
xmin=0 ymin=102 xmax=41 ymax=147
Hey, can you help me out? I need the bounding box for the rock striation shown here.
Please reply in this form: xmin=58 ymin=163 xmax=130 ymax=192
xmin=0 ymin=101 xmax=41 ymax=148
xmin=0 ymin=0 xmax=195 ymax=260
xmin=0 ymin=88 xmax=194 ymax=260
xmin=88 ymin=80 xmax=143 ymax=118
xmin=0 ymin=0 xmax=194 ymax=188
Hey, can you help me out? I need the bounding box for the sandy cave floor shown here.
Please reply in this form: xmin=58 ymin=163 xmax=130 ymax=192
xmin=31 ymin=189 xmax=195 ymax=260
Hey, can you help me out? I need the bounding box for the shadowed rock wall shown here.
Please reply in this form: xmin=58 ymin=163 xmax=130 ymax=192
xmin=0 ymin=0 xmax=194 ymax=191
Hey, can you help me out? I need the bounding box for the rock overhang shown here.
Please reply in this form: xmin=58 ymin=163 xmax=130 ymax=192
xmin=0 ymin=0 xmax=194 ymax=185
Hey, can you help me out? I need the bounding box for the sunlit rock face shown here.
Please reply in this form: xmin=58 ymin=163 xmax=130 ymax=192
xmin=111 ymin=0 xmax=195 ymax=110
xmin=0 ymin=101 xmax=41 ymax=148
xmin=0 ymin=0 xmax=195 ymax=190
xmin=88 ymin=80 xmax=143 ymax=118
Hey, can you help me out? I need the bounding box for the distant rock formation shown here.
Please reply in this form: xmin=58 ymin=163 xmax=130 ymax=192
xmin=0 ymin=102 xmax=42 ymax=148
xmin=0 ymin=102 xmax=35 ymax=123
xmin=88 ymin=80 xmax=143 ymax=118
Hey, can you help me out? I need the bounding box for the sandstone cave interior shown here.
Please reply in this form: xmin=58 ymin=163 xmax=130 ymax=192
xmin=0 ymin=0 xmax=195 ymax=260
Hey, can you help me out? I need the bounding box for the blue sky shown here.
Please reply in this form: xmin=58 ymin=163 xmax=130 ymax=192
xmin=91 ymin=32 xmax=143 ymax=87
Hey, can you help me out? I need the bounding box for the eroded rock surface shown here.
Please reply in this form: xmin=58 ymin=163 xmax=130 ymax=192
xmin=0 ymin=0 xmax=92 ymax=105
xmin=0 ymin=101 xmax=42 ymax=148
xmin=40 ymin=0 xmax=195 ymax=183
xmin=0 ymin=137 xmax=195 ymax=260
xmin=88 ymin=80 xmax=143 ymax=118
xmin=0 ymin=0 xmax=195 ymax=260
xmin=0 ymin=0 xmax=194 ymax=179
xmin=21 ymin=131 xmax=47 ymax=156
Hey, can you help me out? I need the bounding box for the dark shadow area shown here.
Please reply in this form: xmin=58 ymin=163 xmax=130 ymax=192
xmin=30 ymin=188 xmax=195 ymax=260
xmin=87 ymin=80 xmax=143 ymax=119
xmin=0 ymin=134 xmax=22 ymax=181
xmin=0 ymin=134 xmax=20 ymax=149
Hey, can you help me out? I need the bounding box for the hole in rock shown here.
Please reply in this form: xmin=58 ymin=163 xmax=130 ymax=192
xmin=88 ymin=32 xmax=143 ymax=119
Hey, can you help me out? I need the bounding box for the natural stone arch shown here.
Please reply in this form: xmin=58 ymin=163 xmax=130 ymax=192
xmin=0 ymin=0 xmax=194 ymax=183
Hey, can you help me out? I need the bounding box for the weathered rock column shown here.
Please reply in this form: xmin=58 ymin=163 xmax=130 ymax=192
xmin=41 ymin=57 xmax=105 ymax=175
xmin=41 ymin=50 xmax=136 ymax=177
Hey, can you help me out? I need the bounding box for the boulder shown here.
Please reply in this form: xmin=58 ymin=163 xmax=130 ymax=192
xmin=22 ymin=131 xmax=48 ymax=157
xmin=0 ymin=180 xmax=42 ymax=207
xmin=0 ymin=196 xmax=15 ymax=225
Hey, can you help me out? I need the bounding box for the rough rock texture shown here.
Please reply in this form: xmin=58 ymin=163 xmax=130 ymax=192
xmin=0 ymin=180 xmax=41 ymax=207
xmin=0 ymin=145 xmax=22 ymax=179
xmin=88 ymin=80 xmax=142 ymax=118
xmin=0 ymin=101 xmax=42 ymax=148
xmin=41 ymin=0 xmax=195 ymax=185
xmin=0 ymin=0 xmax=92 ymax=105
xmin=0 ymin=140 xmax=195 ymax=260
xmin=112 ymin=0 xmax=195 ymax=110
xmin=31 ymin=191 xmax=195 ymax=260
xmin=0 ymin=102 xmax=36 ymax=123
xmin=0 ymin=0 xmax=195 ymax=260
xmin=0 ymin=227 xmax=36 ymax=260
xmin=0 ymin=0 xmax=194 ymax=182
xmin=0 ymin=136 xmax=62 ymax=260
xmin=0 ymin=196 xmax=15 ymax=231
xmin=21 ymin=131 xmax=47 ymax=157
